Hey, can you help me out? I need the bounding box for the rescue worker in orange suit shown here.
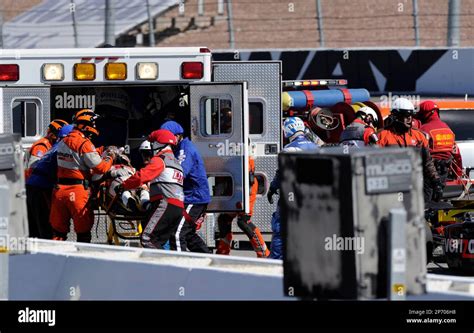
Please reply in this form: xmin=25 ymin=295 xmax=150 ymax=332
xmin=216 ymin=143 xmax=270 ymax=258
xmin=50 ymin=109 xmax=117 ymax=242
xmin=417 ymin=100 xmax=457 ymax=201
xmin=339 ymin=106 xmax=379 ymax=146
xmin=377 ymin=98 xmax=443 ymax=203
xmin=24 ymin=119 xmax=68 ymax=180
xmin=118 ymin=129 xmax=185 ymax=249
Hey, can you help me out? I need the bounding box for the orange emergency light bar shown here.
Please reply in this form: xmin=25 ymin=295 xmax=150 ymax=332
xmin=283 ymin=79 xmax=347 ymax=88
xmin=74 ymin=63 xmax=96 ymax=80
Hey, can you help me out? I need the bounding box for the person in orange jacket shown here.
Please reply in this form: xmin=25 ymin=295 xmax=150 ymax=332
xmin=50 ymin=109 xmax=117 ymax=242
xmin=417 ymin=100 xmax=458 ymax=199
xmin=216 ymin=147 xmax=270 ymax=258
xmin=377 ymin=98 xmax=443 ymax=204
xmin=24 ymin=119 xmax=68 ymax=180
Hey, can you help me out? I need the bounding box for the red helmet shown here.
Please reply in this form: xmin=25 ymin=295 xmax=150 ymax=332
xmin=417 ymin=100 xmax=439 ymax=121
xmin=148 ymin=129 xmax=177 ymax=147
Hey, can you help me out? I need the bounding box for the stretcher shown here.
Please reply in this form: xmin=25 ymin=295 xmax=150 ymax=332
xmin=97 ymin=183 xmax=145 ymax=245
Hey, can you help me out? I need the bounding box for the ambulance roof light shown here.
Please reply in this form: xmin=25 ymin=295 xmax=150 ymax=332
xmin=136 ymin=62 xmax=158 ymax=80
xmin=200 ymin=48 xmax=211 ymax=53
xmin=0 ymin=64 xmax=19 ymax=81
xmin=181 ymin=62 xmax=203 ymax=79
xmin=105 ymin=62 xmax=127 ymax=80
xmin=42 ymin=63 xmax=64 ymax=81
xmin=74 ymin=63 xmax=95 ymax=81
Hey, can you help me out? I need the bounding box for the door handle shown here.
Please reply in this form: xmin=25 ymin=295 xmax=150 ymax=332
xmin=191 ymin=117 xmax=198 ymax=137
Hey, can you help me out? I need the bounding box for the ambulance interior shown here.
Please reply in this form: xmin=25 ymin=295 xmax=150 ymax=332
xmin=50 ymin=85 xmax=190 ymax=169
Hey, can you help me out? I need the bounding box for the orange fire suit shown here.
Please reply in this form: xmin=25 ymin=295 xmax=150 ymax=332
xmin=216 ymin=157 xmax=270 ymax=258
xmin=377 ymin=126 xmax=441 ymax=202
xmin=25 ymin=137 xmax=52 ymax=180
xmin=50 ymin=129 xmax=113 ymax=242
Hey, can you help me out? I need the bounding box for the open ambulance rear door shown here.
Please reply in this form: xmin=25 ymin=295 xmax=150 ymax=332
xmin=189 ymin=82 xmax=250 ymax=214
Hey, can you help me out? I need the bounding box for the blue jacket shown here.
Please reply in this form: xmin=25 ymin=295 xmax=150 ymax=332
xmin=270 ymin=135 xmax=318 ymax=193
xmin=26 ymin=144 xmax=59 ymax=189
xmin=175 ymin=138 xmax=211 ymax=204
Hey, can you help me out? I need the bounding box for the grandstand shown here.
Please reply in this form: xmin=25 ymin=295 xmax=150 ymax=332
xmin=1 ymin=0 xmax=473 ymax=49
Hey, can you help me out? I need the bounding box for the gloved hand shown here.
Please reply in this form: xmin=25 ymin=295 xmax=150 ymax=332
xmin=431 ymin=180 xmax=444 ymax=202
xmin=104 ymin=146 xmax=120 ymax=162
xmin=267 ymin=188 xmax=278 ymax=204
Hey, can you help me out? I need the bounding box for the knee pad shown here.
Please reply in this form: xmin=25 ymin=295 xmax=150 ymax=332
xmin=76 ymin=232 xmax=92 ymax=243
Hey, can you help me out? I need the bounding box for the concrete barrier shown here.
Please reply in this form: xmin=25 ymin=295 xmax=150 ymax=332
xmin=9 ymin=240 xmax=287 ymax=300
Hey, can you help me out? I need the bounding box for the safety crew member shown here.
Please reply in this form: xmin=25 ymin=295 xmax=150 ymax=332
xmin=267 ymin=117 xmax=318 ymax=259
xmin=339 ymin=106 xmax=379 ymax=146
xmin=24 ymin=119 xmax=68 ymax=180
xmin=417 ymin=100 xmax=457 ymax=200
xmin=160 ymin=121 xmax=211 ymax=253
xmin=26 ymin=124 xmax=74 ymax=239
xmin=50 ymin=109 xmax=117 ymax=242
xmin=120 ymin=129 xmax=185 ymax=249
xmin=377 ymin=98 xmax=443 ymax=203
xmin=216 ymin=140 xmax=270 ymax=258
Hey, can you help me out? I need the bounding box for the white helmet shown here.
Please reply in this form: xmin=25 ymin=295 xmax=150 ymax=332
xmin=358 ymin=106 xmax=378 ymax=124
xmin=391 ymin=98 xmax=415 ymax=116
xmin=139 ymin=140 xmax=151 ymax=151
xmin=139 ymin=140 xmax=153 ymax=161
xmin=283 ymin=117 xmax=305 ymax=139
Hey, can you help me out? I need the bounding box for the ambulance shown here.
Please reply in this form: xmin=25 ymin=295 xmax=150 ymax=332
xmin=0 ymin=47 xmax=373 ymax=247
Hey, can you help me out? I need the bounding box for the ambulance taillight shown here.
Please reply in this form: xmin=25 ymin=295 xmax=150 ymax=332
xmin=0 ymin=64 xmax=19 ymax=81
xmin=181 ymin=62 xmax=203 ymax=79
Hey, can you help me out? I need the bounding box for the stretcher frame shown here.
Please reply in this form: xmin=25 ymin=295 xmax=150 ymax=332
xmin=97 ymin=185 xmax=145 ymax=245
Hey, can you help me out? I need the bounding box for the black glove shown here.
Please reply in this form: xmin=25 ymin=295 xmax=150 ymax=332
xmin=431 ymin=180 xmax=443 ymax=202
xmin=267 ymin=188 xmax=278 ymax=204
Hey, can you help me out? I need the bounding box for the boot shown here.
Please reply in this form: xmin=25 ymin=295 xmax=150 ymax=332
xmin=216 ymin=232 xmax=232 ymax=255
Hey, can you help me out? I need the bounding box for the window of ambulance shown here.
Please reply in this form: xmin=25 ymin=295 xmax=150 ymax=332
xmin=203 ymin=97 xmax=232 ymax=136
xmin=439 ymin=109 xmax=474 ymax=141
xmin=12 ymin=100 xmax=40 ymax=138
